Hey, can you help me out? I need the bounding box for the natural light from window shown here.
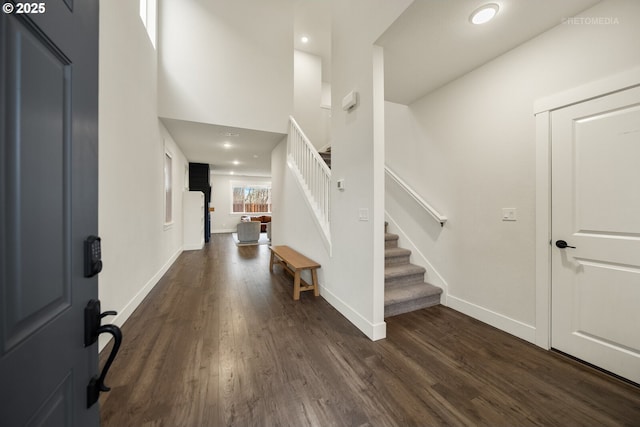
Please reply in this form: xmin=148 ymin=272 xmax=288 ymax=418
xmin=164 ymin=152 xmax=173 ymax=225
xmin=139 ymin=0 xmax=157 ymax=49
xmin=232 ymin=183 xmax=272 ymax=214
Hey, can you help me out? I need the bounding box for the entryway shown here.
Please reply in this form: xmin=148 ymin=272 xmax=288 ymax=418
xmin=99 ymin=234 xmax=640 ymax=426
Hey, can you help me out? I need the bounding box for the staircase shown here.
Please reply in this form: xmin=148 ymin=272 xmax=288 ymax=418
xmin=288 ymin=117 xmax=331 ymax=249
xmin=319 ymin=146 xmax=331 ymax=169
xmin=384 ymin=223 xmax=442 ymax=317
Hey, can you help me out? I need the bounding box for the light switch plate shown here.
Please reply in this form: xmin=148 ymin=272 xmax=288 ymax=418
xmin=359 ymin=208 xmax=369 ymax=221
xmin=502 ymin=208 xmax=517 ymax=221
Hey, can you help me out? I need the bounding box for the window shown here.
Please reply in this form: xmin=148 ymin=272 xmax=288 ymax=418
xmin=139 ymin=0 xmax=157 ymax=48
xmin=232 ymin=183 xmax=272 ymax=213
xmin=164 ymin=152 xmax=173 ymax=225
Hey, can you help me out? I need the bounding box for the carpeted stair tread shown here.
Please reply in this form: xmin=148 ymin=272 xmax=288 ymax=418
xmin=385 ymin=233 xmax=399 ymax=242
xmin=385 ymin=282 xmax=442 ymax=302
xmin=385 ymin=233 xmax=399 ymax=249
xmin=384 ymin=282 xmax=442 ymax=317
xmin=385 ymin=247 xmax=411 ymax=266
xmin=385 ymin=247 xmax=411 ymax=258
xmin=385 ymin=263 xmax=426 ymax=280
xmin=385 ymin=263 xmax=427 ymax=288
xmin=383 ymin=225 xmax=442 ymax=316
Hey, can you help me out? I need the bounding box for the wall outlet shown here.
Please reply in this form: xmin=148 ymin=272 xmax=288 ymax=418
xmin=502 ymin=208 xmax=517 ymax=221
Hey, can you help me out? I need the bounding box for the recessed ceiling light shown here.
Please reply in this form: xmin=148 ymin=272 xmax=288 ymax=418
xmin=230 ymin=171 xmax=234 ymax=175
xmin=470 ymin=3 xmax=499 ymax=25
xmin=232 ymin=160 xmax=239 ymax=165
xmin=219 ymin=131 xmax=239 ymax=137
xmin=301 ymin=36 xmax=309 ymax=44
xmin=253 ymin=154 xmax=259 ymax=158
xmin=223 ymin=142 xmax=232 ymax=148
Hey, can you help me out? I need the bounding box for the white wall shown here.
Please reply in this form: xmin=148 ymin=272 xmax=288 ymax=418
xmin=210 ymin=173 xmax=272 ymax=233
xmin=320 ymin=82 xmax=332 ymax=148
xmin=271 ymin=139 xmax=331 ymax=288
xmin=385 ymin=0 xmax=640 ymax=343
xmin=294 ymin=50 xmax=330 ymax=148
xmin=158 ymin=0 xmax=293 ymax=134
xmin=321 ymin=82 xmax=332 ymax=108
xmin=328 ymin=0 xmax=413 ymax=340
xmin=99 ymin=0 xmax=188 ymax=350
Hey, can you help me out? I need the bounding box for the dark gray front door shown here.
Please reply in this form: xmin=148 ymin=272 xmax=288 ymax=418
xmin=0 ymin=0 xmax=100 ymax=425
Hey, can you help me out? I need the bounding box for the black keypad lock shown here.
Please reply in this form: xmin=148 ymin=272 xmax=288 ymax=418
xmin=84 ymin=235 xmax=103 ymax=277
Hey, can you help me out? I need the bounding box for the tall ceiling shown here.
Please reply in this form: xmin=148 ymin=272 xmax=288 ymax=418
xmin=294 ymin=0 xmax=332 ymax=82
xmin=169 ymin=0 xmax=603 ymax=175
xmin=377 ymin=0 xmax=602 ymax=105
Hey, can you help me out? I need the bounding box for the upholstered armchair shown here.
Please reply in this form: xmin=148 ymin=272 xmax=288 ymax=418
xmin=237 ymin=221 xmax=260 ymax=243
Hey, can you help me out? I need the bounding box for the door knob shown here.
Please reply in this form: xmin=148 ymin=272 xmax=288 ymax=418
xmin=555 ymin=240 xmax=576 ymax=249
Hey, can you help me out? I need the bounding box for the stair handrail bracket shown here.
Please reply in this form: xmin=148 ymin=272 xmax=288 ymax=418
xmin=287 ymin=116 xmax=332 ymax=245
xmin=384 ymin=166 xmax=447 ymax=227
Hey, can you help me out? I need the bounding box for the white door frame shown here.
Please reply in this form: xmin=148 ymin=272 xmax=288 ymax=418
xmin=533 ymin=66 xmax=640 ymax=349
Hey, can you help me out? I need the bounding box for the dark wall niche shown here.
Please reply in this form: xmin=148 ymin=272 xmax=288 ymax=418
xmin=188 ymin=163 xmax=211 ymax=242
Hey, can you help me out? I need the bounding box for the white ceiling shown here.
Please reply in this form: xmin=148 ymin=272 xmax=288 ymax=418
xmin=377 ymin=0 xmax=602 ymax=105
xmin=166 ymin=0 xmax=603 ymax=176
xmin=294 ymin=0 xmax=332 ymax=82
xmin=161 ymin=118 xmax=284 ymax=177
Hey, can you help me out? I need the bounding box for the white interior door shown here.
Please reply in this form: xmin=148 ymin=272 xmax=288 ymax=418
xmin=551 ymin=85 xmax=640 ymax=384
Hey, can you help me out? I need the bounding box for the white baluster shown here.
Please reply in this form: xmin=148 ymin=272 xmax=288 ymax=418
xmin=288 ymin=116 xmax=332 ymax=239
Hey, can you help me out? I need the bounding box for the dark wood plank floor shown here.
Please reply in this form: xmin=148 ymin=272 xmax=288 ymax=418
xmin=100 ymin=234 xmax=640 ymax=427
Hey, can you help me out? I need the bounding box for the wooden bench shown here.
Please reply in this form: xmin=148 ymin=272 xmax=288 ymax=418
xmin=269 ymin=245 xmax=320 ymax=300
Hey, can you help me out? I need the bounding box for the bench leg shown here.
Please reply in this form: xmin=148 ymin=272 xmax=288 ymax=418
xmin=293 ymin=270 xmax=301 ymax=300
xmin=311 ymin=269 xmax=319 ymax=297
xmin=269 ymin=250 xmax=275 ymax=273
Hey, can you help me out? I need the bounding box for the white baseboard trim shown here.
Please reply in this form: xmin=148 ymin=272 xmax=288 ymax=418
xmin=212 ymin=229 xmax=236 ymax=234
xmin=98 ymin=247 xmax=183 ymax=352
xmin=447 ymin=294 xmax=536 ymax=344
xmin=321 ymin=286 xmax=386 ymax=341
xmin=184 ymin=243 xmax=204 ymax=251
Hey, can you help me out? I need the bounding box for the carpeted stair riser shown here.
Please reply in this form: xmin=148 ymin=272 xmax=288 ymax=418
xmin=384 ymin=247 xmax=412 ymax=266
xmin=383 ymin=222 xmax=442 ymax=317
xmin=384 ymin=282 xmax=442 ymax=317
xmin=385 ymin=233 xmax=399 ymax=249
xmin=385 ymin=264 xmax=427 ymax=289
xmin=384 ymin=293 xmax=441 ymax=318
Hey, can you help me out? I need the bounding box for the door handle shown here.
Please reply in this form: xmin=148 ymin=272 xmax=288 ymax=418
xmin=555 ymin=240 xmax=576 ymax=249
xmin=86 ymin=324 xmax=122 ymax=407
xmin=84 ymin=299 xmax=123 ymax=407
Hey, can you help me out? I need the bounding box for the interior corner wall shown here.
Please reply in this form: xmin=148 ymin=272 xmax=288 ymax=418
xmin=270 ymin=139 xmax=331 ymax=294
xmin=294 ymin=50 xmax=329 ymax=149
xmin=210 ymin=173 xmax=272 ymax=233
xmin=384 ymin=0 xmax=640 ymax=343
xmin=329 ymin=0 xmax=413 ymax=340
xmin=157 ymin=0 xmax=293 ymax=134
xmin=321 ymin=82 xmax=332 ymax=147
xmin=99 ymin=0 xmax=188 ymax=351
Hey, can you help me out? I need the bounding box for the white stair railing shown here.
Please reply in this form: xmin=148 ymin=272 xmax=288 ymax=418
xmin=385 ymin=165 xmax=447 ymax=227
xmin=287 ymin=116 xmax=331 ymax=245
